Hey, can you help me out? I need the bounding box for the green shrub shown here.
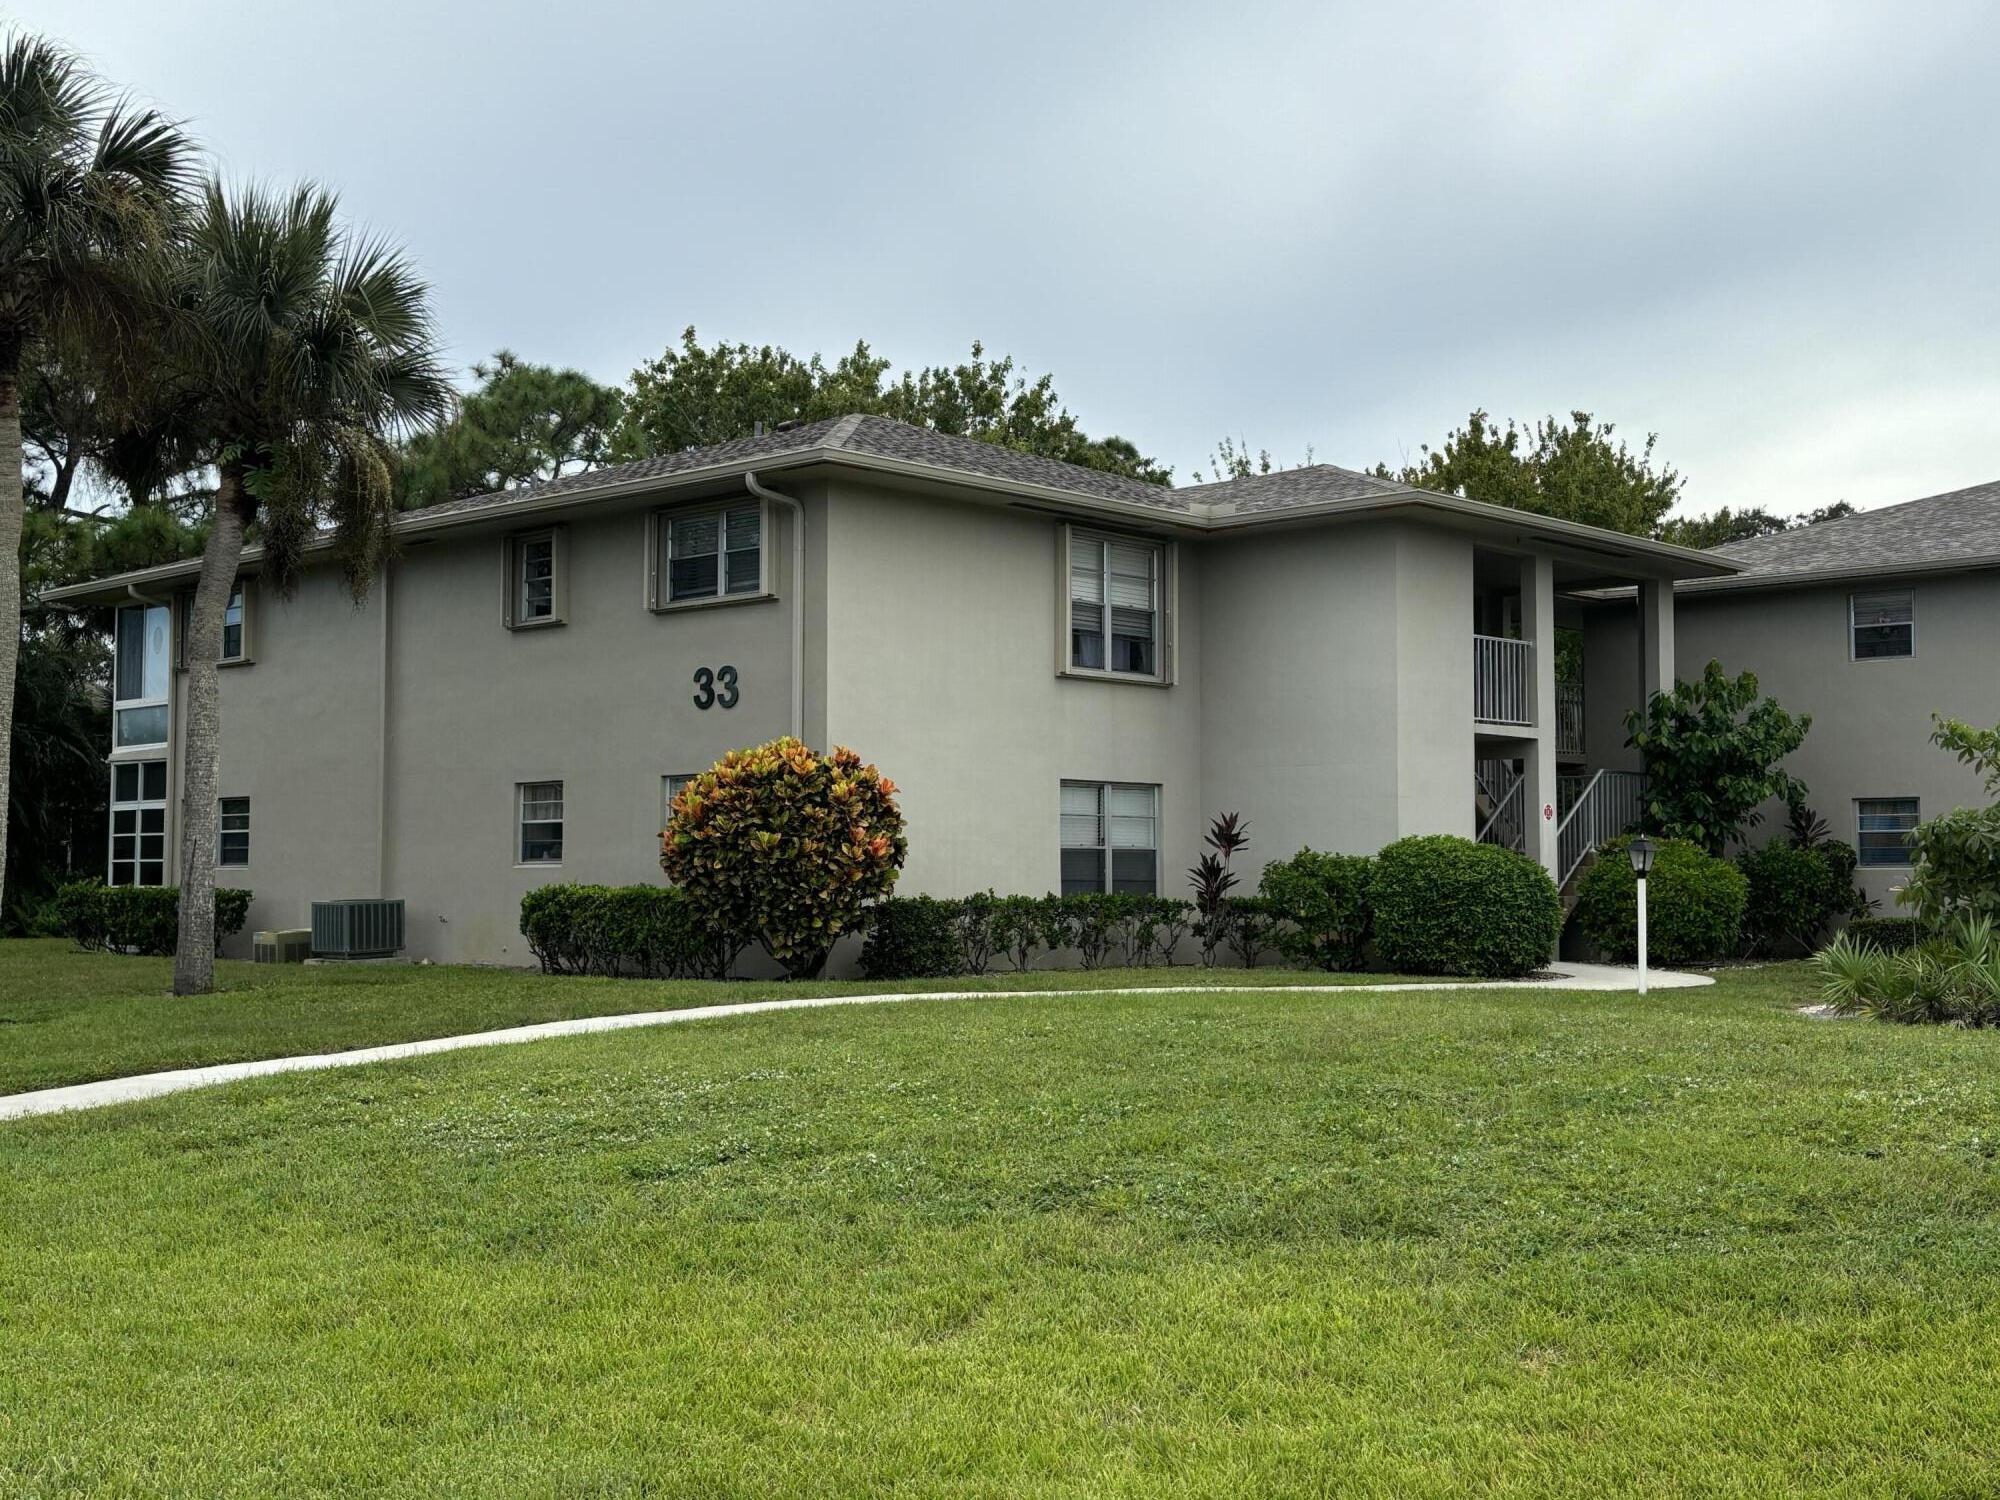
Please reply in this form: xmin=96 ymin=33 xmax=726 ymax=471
xmin=519 ymin=884 xmax=734 ymax=979
xmin=53 ymin=880 xmax=251 ymax=956
xmin=956 ymin=891 xmax=997 ymax=975
xmin=1371 ymin=836 xmax=1561 ymax=979
xmin=1257 ymin=849 xmax=1375 ymax=971
xmin=1572 ymin=836 xmax=1746 ymax=965
xmin=1738 ymin=840 xmax=1861 ymax=955
xmin=991 ymin=895 xmax=1045 ymax=971
xmin=1842 ymin=915 xmax=1919 ymax=953
xmin=858 ymin=896 xmax=967 ymax=980
xmin=1223 ymin=895 xmax=1272 ymax=967
xmin=1060 ymin=893 xmax=1121 ymax=969
xmin=661 ymin=738 xmax=906 ymax=979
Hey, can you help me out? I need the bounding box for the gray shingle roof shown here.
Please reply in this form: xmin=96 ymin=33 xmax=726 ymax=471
xmin=1708 ymin=479 xmax=2000 ymax=581
xmin=1181 ymin=464 xmax=1415 ymax=514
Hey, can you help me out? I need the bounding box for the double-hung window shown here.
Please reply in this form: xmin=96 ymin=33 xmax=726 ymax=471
xmin=109 ymin=760 xmax=168 ymax=886
xmin=218 ymin=797 xmax=251 ymax=867
xmin=657 ymin=504 xmax=762 ymax=605
xmin=518 ymin=781 xmax=565 ymax=863
xmin=1068 ymin=530 xmax=1164 ymax=678
xmin=662 ymin=772 xmax=696 ymax=826
xmin=113 ymin=602 xmax=171 ymax=750
xmin=505 ymin=529 xmax=564 ymax=628
xmin=1851 ymin=590 xmax=1914 ymax=659
xmin=178 ymin=586 xmax=250 ymax=665
xmin=1060 ymin=781 xmax=1159 ymax=894
xmin=1857 ymin=798 xmax=1920 ymax=867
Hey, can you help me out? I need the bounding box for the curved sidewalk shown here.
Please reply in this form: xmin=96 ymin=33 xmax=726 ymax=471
xmin=0 ymin=961 xmax=1709 ymax=1123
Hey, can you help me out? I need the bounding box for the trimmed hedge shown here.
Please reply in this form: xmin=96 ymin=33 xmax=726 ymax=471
xmin=1371 ymin=835 xmax=1561 ymax=979
xmin=858 ymin=895 xmax=967 ymax=980
xmin=855 ymin=892 xmax=1196 ymax=980
xmin=1571 ymin=836 xmax=1747 ymax=965
xmin=1257 ymin=848 xmax=1375 ymax=971
xmin=1841 ymin=915 xmax=1920 ymax=953
xmin=519 ymin=884 xmax=738 ymax=979
xmin=54 ymin=880 xmax=252 ymax=956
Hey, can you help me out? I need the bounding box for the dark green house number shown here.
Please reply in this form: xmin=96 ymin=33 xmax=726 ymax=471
xmin=692 ymin=665 xmax=739 ymax=710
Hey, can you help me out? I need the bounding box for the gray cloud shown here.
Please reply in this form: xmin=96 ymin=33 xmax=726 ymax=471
xmin=24 ymin=0 xmax=2000 ymax=513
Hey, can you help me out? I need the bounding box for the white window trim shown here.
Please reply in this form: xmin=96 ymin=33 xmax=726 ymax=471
xmin=178 ymin=583 xmax=255 ymax=668
xmin=1849 ymin=588 xmax=1915 ymax=662
xmin=113 ymin=602 xmax=172 ymax=753
xmin=646 ymin=498 xmax=773 ymax=613
xmin=1057 ymin=524 xmax=1175 ymax=687
xmin=1059 ymin=779 xmax=1162 ymax=895
xmin=1856 ymin=796 xmax=1920 ymax=869
xmin=504 ymin=527 xmax=566 ymax=630
xmin=662 ymin=772 xmax=699 ymax=828
xmin=217 ymin=796 xmax=251 ymax=869
xmin=107 ymin=759 xmax=169 ymax=887
xmin=516 ymin=780 xmax=566 ymax=866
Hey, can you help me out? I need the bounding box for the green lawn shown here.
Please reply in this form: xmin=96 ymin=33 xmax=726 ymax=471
xmin=5 ymin=954 xmax=2000 ymax=1496
xmin=0 ymin=938 xmax=1425 ymax=1096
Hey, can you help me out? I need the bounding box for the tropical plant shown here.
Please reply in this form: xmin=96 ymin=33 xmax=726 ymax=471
xmin=1625 ymin=661 xmax=1811 ymax=855
xmin=661 ymin=738 xmax=906 ymax=978
xmin=0 ymin=32 xmax=195 ymax=914
xmin=1900 ymin=716 xmax=2000 ymax=929
xmin=151 ymin=183 xmax=453 ymax=994
xmin=1814 ymin=917 xmax=2000 ymax=1027
xmin=1187 ymin=812 xmax=1250 ymax=965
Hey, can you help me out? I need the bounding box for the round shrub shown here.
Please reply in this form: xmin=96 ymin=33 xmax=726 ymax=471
xmin=661 ymin=738 xmax=906 ymax=979
xmin=1571 ymin=835 xmax=1746 ymax=965
xmin=1371 ymin=835 xmax=1561 ymax=978
xmin=1257 ymin=848 xmax=1375 ymax=970
xmin=1738 ymin=841 xmax=1854 ymax=955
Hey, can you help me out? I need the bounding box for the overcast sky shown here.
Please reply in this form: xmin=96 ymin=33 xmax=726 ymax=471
xmin=21 ymin=0 xmax=1999 ymax=515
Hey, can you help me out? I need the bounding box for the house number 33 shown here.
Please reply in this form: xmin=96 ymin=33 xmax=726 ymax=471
xmin=692 ymin=665 xmax=739 ymax=710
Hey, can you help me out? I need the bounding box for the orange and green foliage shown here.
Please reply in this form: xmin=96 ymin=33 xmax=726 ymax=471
xmin=661 ymin=738 xmax=907 ymax=978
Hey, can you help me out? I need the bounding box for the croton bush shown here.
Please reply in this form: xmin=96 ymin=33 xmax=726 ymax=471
xmin=661 ymin=737 xmax=907 ymax=978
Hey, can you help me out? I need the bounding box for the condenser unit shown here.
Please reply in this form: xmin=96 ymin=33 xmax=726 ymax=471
xmin=310 ymin=899 xmax=406 ymax=959
xmin=252 ymin=928 xmax=312 ymax=964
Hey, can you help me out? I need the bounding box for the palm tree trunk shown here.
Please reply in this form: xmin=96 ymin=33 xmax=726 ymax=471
xmin=0 ymin=351 xmax=25 ymax=916
xmin=172 ymin=471 xmax=248 ymax=995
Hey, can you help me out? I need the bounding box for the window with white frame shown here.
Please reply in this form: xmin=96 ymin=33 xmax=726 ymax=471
xmin=113 ymin=602 xmax=171 ymax=749
xmin=1857 ymin=798 xmax=1920 ymax=866
xmin=178 ymin=585 xmax=250 ymax=665
xmin=662 ymin=772 xmax=696 ymax=826
xmin=218 ymin=797 xmax=250 ymax=867
xmin=1060 ymin=781 xmax=1159 ymax=894
xmin=659 ymin=504 xmax=762 ymax=604
xmin=506 ymin=530 xmax=562 ymax=628
xmin=109 ymin=759 xmax=168 ymax=886
xmin=1069 ymin=531 xmax=1162 ymax=677
xmin=518 ymin=781 xmax=564 ymax=863
xmin=1850 ymin=590 xmax=1913 ymax=659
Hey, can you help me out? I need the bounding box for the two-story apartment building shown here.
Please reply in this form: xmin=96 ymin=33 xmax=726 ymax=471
xmin=46 ymin=414 xmax=1733 ymax=966
xmin=1580 ymin=480 xmax=2000 ymax=909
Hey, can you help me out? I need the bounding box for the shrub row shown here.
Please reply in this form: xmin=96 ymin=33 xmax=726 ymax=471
xmin=54 ymin=880 xmax=251 ymax=956
xmin=519 ymin=884 xmax=742 ymax=979
xmin=859 ymin=892 xmax=1196 ymax=979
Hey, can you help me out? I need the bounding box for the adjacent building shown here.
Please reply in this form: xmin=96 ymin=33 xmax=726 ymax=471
xmin=46 ymin=414 xmax=1731 ymax=964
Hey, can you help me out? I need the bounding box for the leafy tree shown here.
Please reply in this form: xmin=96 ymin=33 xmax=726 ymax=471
xmin=0 ymin=32 xmax=193 ymax=915
xmin=1378 ymin=408 xmax=1683 ymax=537
xmin=615 ymin=327 xmax=1171 ymax=485
xmin=396 ymin=350 xmax=623 ymax=508
xmin=1900 ymin=716 xmax=2000 ymax=929
xmin=660 ymin=737 xmax=906 ymax=979
xmin=1189 ymin=436 xmax=1315 ymax=484
xmin=1656 ymin=501 xmax=1856 ymax=550
xmin=1624 ymin=661 xmax=1811 ymax=855
xmin=147 ymin=183 xmax=451 ymax=993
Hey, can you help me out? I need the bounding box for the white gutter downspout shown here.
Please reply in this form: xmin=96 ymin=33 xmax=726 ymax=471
xmin=376 ymin=562 xmax=393 ymax=896
xmin=743 ymin=472 xmax=805 ymax=742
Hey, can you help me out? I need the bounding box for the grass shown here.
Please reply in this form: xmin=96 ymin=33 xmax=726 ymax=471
xmin=5 ymin=952 xmax=2000 ymax=1495
xmin=0 ymin=938 xmax=1425 ymax=1096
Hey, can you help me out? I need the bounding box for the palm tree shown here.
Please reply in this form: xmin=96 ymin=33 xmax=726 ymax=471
xmin=166 ymin=182 xmax=451 ymax=993
xmin=0 ymin=32 xmax=193 ymax=914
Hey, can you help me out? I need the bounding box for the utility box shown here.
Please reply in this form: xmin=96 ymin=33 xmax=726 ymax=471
xmin=253 ymin=929 xmax=312 ymax=964
xmin=310 ymin=899 xmax=406 ymax=960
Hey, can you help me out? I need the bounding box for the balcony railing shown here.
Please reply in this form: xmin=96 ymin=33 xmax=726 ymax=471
xmin=1473 ymin=634 xmax=1532 ymax=727
xmin=1556 ymin=679 xmax=1584 ymax=757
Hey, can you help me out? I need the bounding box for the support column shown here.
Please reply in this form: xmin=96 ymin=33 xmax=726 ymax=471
xmin=1637 ymin=577 xmax=1675 ymax=706
xmin=1520 ymin=554 xmax=1560 ymax=886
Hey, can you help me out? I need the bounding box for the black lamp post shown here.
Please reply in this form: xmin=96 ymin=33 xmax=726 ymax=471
xmin=1629 ymin=836 xmax=1656 ymax=993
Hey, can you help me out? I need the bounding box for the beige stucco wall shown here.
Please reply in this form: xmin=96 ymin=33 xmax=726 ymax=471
xmin=1585 ymin=573 xmax=2000 ymax=907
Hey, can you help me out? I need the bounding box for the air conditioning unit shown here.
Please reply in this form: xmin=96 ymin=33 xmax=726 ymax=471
xmin=310 ymin=899 xmax=406 ymax=959
xmin=253 ymin=928 xmax=312 ymax=964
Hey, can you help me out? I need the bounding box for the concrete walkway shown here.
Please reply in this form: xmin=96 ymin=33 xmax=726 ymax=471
xmin=0 ymin=961 xmax=1709 ymax=1123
